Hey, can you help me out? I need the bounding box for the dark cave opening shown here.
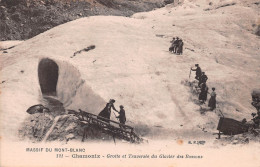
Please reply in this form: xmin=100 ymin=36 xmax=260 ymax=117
xmin=38 ymin=58 xmax=59 ymax=96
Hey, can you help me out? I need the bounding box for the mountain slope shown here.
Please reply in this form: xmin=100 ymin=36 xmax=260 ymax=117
xmin=0 ymin=0 xmax=259 ymax=141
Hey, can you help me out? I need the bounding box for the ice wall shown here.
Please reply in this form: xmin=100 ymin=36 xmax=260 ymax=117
xmin=45 ymin=58 xmax=106 ymax=114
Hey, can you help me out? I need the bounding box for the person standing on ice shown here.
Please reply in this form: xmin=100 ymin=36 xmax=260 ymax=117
xmin=191 ymin=64 xmax=202 ymax=81
xmin=208 ymin=87 xmax=216 ymax=111
xmin=178 ymin=39 xmax=184 ymax=55
xmin=199 ymin=82 xmax=208 ymax=104
xmin=98 ymin=99 xmax=118 ymax=123
xmin=198 ymin=72 xmax=208 ymax=87
xmin=174 ymin=37 xmax=180 ymax=53
xmin=116 ymin=105 xmax=126 ymax=128
xmin=169 ymin=37 xmax=177 ymax=53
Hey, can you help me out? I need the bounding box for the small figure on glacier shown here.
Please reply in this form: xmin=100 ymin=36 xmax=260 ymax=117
xmin=198 ymin=72 xmax=208 ymax=87
xmin=208 ymin=87 xmax=217 ymax=111
xmin=98 ymin=99 xmax=118 ymax=123
xmin=199 ymin=82 xmax=208 ymax=104
xmin=116 ymin=105 xmax=126 ymax=128
xmin=191 ymin=64 xmax=202 ymax=81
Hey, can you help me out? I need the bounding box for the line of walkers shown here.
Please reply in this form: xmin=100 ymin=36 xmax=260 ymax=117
xmin=191 ymin=64 xmax=216 ymax=111
xmin=169 ymin=37 xmax=184 ymax=55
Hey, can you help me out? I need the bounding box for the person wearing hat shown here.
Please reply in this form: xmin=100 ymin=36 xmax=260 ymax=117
xmin=177 ymin=38 xmax=184 ymax=55
xmin=169 ymin=37 xmax=177 ymax=53
xmin=198 ymin=72 xmax=208 ymax=87
xmin=170 ymin=37 xmax=176 ymax=43
xmin=199 ymin=82 xmax=208 ymax=104
xmin=173 ymin=37 xmax=180 ymax=53
xmin=116 ymin=105 xmax=126 ymax=128
xmin=191 ymin=64 xmax=202 ymax=81
xmin=98 ymin=99 xmax=118 ymax=123
xmin=208 ymin=87 xmax=217 ymax=111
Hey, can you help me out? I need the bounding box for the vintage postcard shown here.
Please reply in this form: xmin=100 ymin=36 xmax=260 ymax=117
xmin=0 ymin=0 xmax=260 ymax=166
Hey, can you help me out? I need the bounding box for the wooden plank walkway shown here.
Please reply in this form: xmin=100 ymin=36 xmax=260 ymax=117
xmin=78 ymin=109 xmax=143 ymax=143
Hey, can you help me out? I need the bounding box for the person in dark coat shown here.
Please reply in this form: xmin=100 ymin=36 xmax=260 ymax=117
xmin=98 ymin=99 xmax=118 ymax=123
xmin=198 ymin=72 xmax=208 ymax=87
xmin=176 ymin=39 xmax=184 ymax=55
xmin=208 ymin=87 xmax=216 ymax=111
xmin=251 ymin=89 xmax=260 ymax=112
xmin=191 ymin=64 xmax=202 ymax=81
xmin=179 ymin=39 xmax=184 ymax=55
xmin=173 ymin=37 xmax=180 ymax=53
xmin=116 ymin=105 xmax=126 ymax=128
xmin=169 ymin=37 xmax=178 ymax=53
xmin=199 ymin=82 xmax=208 ymax=104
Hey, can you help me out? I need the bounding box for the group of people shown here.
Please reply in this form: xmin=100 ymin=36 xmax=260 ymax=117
xmin=97 ymin=99 xmax=126 ymax=128
xmin=169 ymin=37 xmax=184 ymax=55
xmin=191 ymin=64 xmax=216 ymax=111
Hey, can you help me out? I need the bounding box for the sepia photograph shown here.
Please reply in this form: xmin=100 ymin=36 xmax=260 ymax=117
xmin=0 ymin=0 xmax=260 ymax=166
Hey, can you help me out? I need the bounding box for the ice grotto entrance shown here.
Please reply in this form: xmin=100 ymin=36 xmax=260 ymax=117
xmin=38 ymin=58 xmax=59 ymax=96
